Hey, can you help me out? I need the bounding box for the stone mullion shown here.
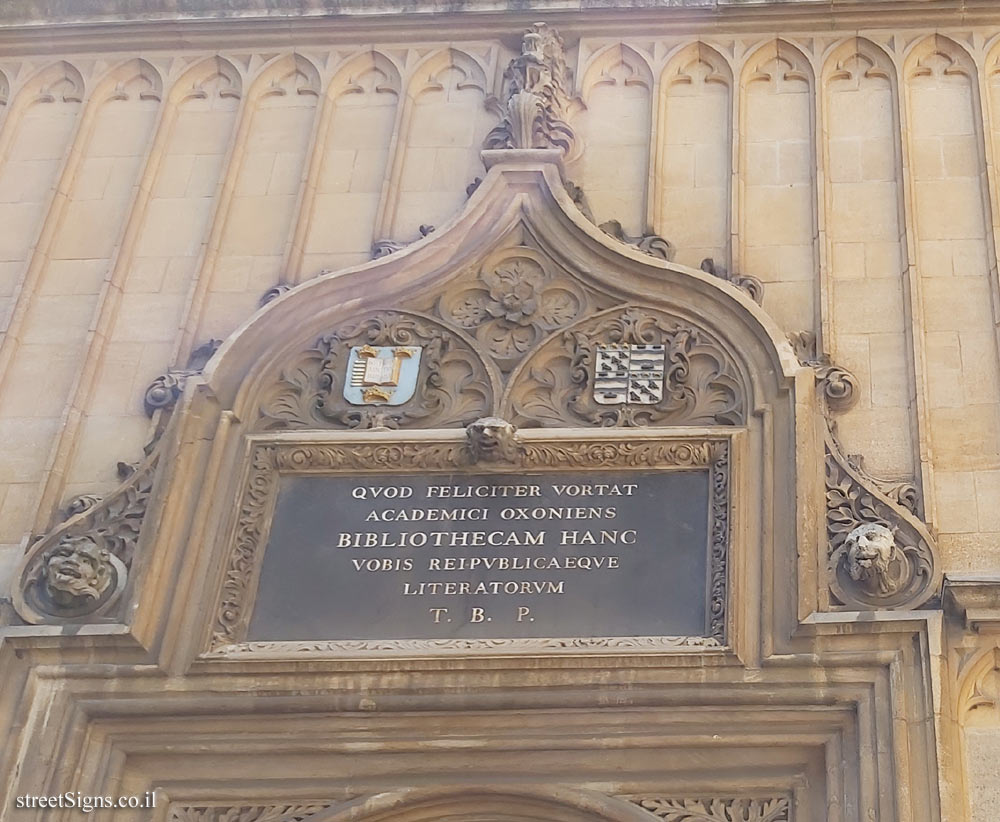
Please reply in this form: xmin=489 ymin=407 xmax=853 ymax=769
xmin=814 ymin=46 xmax=833 ymax=356
xmin=370 ymin=52 xmax=417 ymax=244
xmin=281 ymin=57 xmax=333 ymax=286
xmin=731 ymin=42 xmax=747 ymax=278
xmin=973 ymin=47 xmax=1000 ymax=429
xmin=0 ymin=68 xmax=92 ymax=387
xmin=170 ymin=71 xmax=252 ymax=367
xmin=893 ymin=49 xmax=938 ymax=526
xmin=646 ymin=66 xmax=664 ymax=238
xmin=32 ymin=77 xmax=175 ymax=531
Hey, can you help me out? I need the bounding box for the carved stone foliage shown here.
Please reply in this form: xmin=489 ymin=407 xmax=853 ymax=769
xmin=170 ymin=805 xmax=335 ymax=822
xmin=15 ymin=446 xmax=160 ymax=624
xmin=508 ymin=307 xmax=745 ymax=428
xmin=435 ymin=250 xmax=595 ymax=371
xmin=599 ymin=220 xmax=675 ymax=261
xmin=209 ymin=435 xmax=729 ymax=654
xmin=825 ymin=431 xmax=938 ymax=610
xmin=789 ymin=331 xmax=860 ymax=414
xmin=846 ymin=451 xmax=921 ymax=517
xmin=700 ymin=258 xmax=764 ymax=306
xmin=622 ymin=796 xmax=790 ymax=822
xmin=256 ymin=311 xmax=494 ymax=431
xmin=484 ymin=22 xmax=576 ymax=154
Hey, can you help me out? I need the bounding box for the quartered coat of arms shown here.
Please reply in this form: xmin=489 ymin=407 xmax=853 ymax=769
xmin=343 ymin=344 xmax=422 ymax=405
xmin=593 ymin=344 xmax=665 ymax=405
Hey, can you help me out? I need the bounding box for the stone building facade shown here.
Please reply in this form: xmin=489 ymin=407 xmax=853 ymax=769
xmin=1 ymin=1 xmax=1000 ymax=821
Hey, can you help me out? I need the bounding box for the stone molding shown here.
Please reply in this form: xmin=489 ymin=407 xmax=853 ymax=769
xmin=207 ymin=432 xmax=730 ymax=657
xmin=167 ymin=793 xmax=792 ymax=822
xmin=945 ymin=576 xmax=1000 ymax=634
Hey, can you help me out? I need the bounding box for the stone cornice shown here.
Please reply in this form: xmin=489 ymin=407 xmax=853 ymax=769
xmin=944 ymin=575 xmax=1000 ymax=634
xmin=0 ymin=0 xmax=997 ymax=55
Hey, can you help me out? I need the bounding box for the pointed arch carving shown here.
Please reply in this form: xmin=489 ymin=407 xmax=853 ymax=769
xmin=23 ymin=59 xmax=85 ymax=104
xmin=743 ymin=39 xmax=813 ymax=90
xmin=958 ymin=646 xmax=1000 ymax=724
xmin=823 ymin=37 xmax=894 ymax=87
xmin=408 ymin=47 xmax=489 ymax=99
xmin=904 ymin=34 xmax=976 ymax=81
xmin=92 ymin=57 xmax=162 ymax=103
xmin=655 ymin=42 xmax=732 ymax=267
xmin=579 ymin=43 xmax=653 ymax=101
xmin=169 ymin=55 xmax=242 ymax=104
xmin=662 ymin=41 xmax=732 ymax=89
xmin=329 ymin=50 xmax=401 ymax=100
xmin=252 ymin=52 xmax=321 ymax=99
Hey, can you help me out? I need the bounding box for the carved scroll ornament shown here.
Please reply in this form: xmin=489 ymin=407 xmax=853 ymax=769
xmin=256 ymin=311 xmax=495 ymax=431
xmin=15 ymin=446 xmax=159 ymax=623
xmin=509 ymin=307 xmax=745 ymax=428
xmin=143 ymin=339 xmax=221 ymax=417
xmin=599 ymin=220 xmax=675 ymax=262
xmin=484 ymin=22 xmax=576 ymax=154
xmin=789 ymin=331 xmax=860 ymax=414
xmin=700 ymin=257 xmax=764 ymax=306
xmin=825 ymin=432 xmax=938 ymax=610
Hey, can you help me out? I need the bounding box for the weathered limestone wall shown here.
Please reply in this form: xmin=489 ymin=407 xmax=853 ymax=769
xmin=2 ymin=29 xmax=1000 ymax=591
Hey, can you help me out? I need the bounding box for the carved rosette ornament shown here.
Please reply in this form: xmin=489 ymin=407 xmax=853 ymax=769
xmin=484 ymin=23 xmax=576 ymax=154
xmin=436 ymin=251 xmax=592 ymax=370
xmin=509 ymin=307 xmax=745 ymax=428
xmin=256 ymin=310 xmax=495 ymax=431
xmin=14 ymin=447 xmax=160 ymax=623
xmin=825 ymin=433 xmax=939 ymax=610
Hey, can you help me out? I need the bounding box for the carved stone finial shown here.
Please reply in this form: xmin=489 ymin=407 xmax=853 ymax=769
xmin=789 ymin=330 xmax=860 ymax=414
xmin=484 ymin=23 xmax=575 ymax=154
xmin=259 ymin=284 xmax=291 ymax=307
xmin=465 ymin=417 xmax=521 ymax=463
xmin=598 ymin=220 xmax=675 ymax=262
xmin=41 ymin=534 xmax=116 ymax=609
xmin=699 ymin=258 xmax=764 ymax=306
xmin=563 ymin=179 xmax=595 ymax=222
xmin=370 ymin=225 xmax=435 ymax=260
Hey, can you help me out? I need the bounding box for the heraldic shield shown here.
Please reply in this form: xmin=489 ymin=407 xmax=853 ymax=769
xmin=343 ymin=344 xmax=423 ymax=405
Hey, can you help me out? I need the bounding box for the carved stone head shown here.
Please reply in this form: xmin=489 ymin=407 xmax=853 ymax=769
xmin=42 ymin=535 xmax=114 ymax=608
xmin=844 ymin=523 xmax=900 ymax=597
xmin=466 ymin=417 xmax=520 ymax=463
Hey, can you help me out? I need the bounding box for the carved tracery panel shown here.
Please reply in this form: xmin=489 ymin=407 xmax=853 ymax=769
xmin=507 ymin=306 xmax=745 ymax=428
xmin=256 ymin=310 xmax=497 ymax=431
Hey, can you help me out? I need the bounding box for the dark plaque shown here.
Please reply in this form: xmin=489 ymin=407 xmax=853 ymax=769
xmin=246 ymin=469 xmax=718 ymax=643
